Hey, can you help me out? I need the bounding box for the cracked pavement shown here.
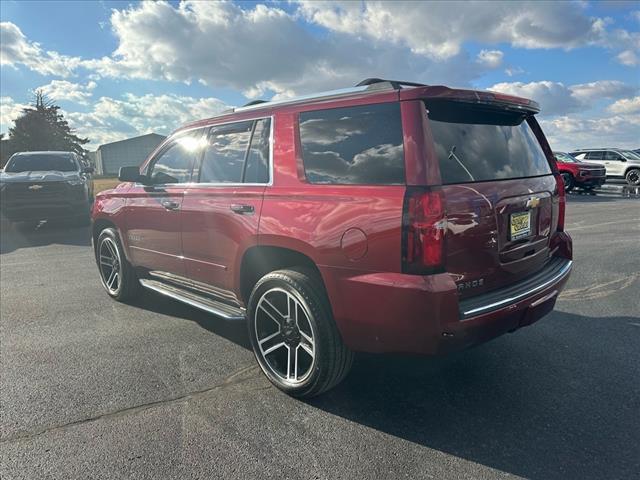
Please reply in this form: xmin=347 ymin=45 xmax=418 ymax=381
xmin=1 ymin=193 xmax=639 ymax=479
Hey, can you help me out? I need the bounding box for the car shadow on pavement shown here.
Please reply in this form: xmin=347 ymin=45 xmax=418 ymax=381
xmin=307 ymin=311 xmax=640 ymax=480
xmin=567 ymin=191 xmax=638 ymax=203
xmin=0 ymin=221 xmax=91 ymax=254
xmin=128 ymin=290 xmax=252 ymax=350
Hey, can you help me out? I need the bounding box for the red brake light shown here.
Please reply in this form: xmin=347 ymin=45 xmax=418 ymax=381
xmin=555 ymin=174 xmax=566 ymax=231
xmin=402 ymin=187 xmax=446 ymax=274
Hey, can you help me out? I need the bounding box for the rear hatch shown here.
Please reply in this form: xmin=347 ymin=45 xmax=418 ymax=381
xmin=425 ymin=99 xmax=559 ymax=298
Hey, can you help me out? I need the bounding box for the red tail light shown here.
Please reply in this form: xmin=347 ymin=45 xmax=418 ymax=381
xmin=402 ymin=187 xmax=446 ymax=274
xmin=555 ymin=174 xmax=566 ymax=231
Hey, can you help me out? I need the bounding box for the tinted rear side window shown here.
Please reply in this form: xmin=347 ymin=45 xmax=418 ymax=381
xmin=299 ymin=103 xmax=405 ymax=184
xmin=427 ymin=102 xmax=551 ymax=185
xmin=200 ymin=121 xmax=253 ymax=183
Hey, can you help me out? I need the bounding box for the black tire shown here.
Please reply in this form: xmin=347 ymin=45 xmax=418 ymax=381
xmin=75 ymin=214 xmax=91 ymax=227
xmin=0 ymin=215 xmax=12 ymax=234
xmin=561 ymin=172 xmax=574 ymax=192
xmin=625 ymin=168 xmax=640 ymax=186
xmin=247 ymin=267 xmax=353 ymax=398
xmin=96 ymin=228 xmax=139 ymax=301
xmin=73 ymin=203 xmax=92 ymax=226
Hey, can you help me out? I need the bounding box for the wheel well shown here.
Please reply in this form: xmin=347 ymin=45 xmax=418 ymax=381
xmin=625 ymin=166 xmax=640 ymax=176
xmin=239 ymin=246 xmax=323 ymax=304
xmin=92 ymin=219 xmax=116 ymax=250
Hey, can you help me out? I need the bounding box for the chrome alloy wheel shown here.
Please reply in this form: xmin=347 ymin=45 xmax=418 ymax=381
xmin=627 ymin=169 xmax=640 ymax=186
xmin=98 ymin=237 xmax=122 ymax=294
xmin=254 ymin=287 xmax=316 ymax=385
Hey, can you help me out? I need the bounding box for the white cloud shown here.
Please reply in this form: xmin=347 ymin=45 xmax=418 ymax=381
xmin=0 ymin=22 xmax=81 ymax=77
xmin=489 ymin=81 xmax=582 ymax=115
xmin=296 ymin=0 xmax=611 ymax=59
xmin=504 ymin=66 xmax=525 ymax=77
xmin=476 ymin=50 xmax=504 ymax=68
xmin=541 ymin=114 xmax=640 ymax=151
xmin=570 ymin=80 xmax=637 ymax=102
xmin=76 ymin=1 xmax=527 ymax=97
xmin=489 ymin=80 xmax=638 ymax=116
xmin=616 ymin=49 xmax=639 ymax=66
xmin=608 ymin=96 xmax=640 ymax=114
xmin=0 ymin=97 xmax=28 ymax=131
xmin=37 ymin=80 xmax=97 ymax=105
xmin=65 ymin=93 xmax=230 ymax=148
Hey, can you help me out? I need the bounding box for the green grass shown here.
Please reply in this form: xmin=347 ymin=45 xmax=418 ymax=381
xmin=93 ymin=177 xmax=121 ymax=193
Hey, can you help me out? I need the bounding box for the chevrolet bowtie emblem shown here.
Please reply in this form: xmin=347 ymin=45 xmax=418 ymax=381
xmin=526 ymin=196 xmax=540 ymax=208
xmin=28 ymin=184 xmax=43 ymax=190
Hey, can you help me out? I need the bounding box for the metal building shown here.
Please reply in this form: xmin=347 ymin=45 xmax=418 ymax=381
xmin=94 ymin=133 xmax=166 ymax=176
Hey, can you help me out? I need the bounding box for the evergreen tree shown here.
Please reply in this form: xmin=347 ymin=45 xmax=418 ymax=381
xmin=1 ymin=91 xmax=89 ymax=166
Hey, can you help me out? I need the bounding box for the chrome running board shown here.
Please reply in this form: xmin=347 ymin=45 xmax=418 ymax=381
xmin=139 ymin=279 xmax=246 ymax=321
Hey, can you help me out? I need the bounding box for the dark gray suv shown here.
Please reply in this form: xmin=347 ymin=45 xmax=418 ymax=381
xmin=1 ymin=151 xmax=94 ymax=227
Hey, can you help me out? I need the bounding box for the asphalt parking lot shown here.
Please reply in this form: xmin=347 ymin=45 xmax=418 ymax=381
xmin=1 ymin=191 xmax=639 ymax=480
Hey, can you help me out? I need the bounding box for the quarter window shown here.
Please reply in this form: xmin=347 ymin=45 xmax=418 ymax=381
xmin=299 ymin=103 xmax=405 ymax=185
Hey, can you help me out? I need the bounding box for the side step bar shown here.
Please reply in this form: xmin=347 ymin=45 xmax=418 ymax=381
xmin=139 ymin=279 xmax=246 ymax=321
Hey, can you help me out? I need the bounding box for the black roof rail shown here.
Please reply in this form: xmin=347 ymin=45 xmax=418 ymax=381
xmin=356 ymin=78 xmax=426 ymax=89
xmin=243 ymin=99 xmax=268 ymax=107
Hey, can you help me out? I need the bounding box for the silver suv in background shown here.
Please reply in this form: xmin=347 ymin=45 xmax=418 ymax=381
xmin=570 ymin=148 xmax=640 ymax=186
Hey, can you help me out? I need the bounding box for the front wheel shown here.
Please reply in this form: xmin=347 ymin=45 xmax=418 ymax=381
xmin=625 ymin=168 xmax=640 ymax=186
xmin=561 ymin=172 xmax=574 ymax=192
xmin=96 ymin=228 xmax=139 ymax=301
xmin=247 ymin=268 xmax=353 ymax=398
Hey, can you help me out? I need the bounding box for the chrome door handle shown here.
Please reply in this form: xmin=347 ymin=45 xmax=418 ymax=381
xmin=230 ymin=204 xmax=254 ymax=215
xmin=161 ymin=200 xmax=180 ymax=211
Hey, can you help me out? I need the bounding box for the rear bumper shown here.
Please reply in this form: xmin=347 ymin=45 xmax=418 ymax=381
xmin=324 ymin=247 xmax=572 ymax=355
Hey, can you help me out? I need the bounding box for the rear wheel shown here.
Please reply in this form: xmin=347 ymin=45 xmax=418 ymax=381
xmin=561 ymin=172 xmax=574 ymax=192
xmin=625 ymin=168 xmax=640 ymax=186
xmin=96 ymin=228 xmax=139 ymax=301
xmin=247 ymin=268 xmax=353 ymax=398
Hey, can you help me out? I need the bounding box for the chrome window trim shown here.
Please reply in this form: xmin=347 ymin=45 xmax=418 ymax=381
xmin=461 ymin=259 xmax=572 ymax=318
xmin=136 ymin=115 xmax=274 ymax=188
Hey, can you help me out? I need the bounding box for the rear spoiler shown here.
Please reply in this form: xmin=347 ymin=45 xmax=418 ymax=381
xmin=400 ymin=86 xmax=541 ymax=115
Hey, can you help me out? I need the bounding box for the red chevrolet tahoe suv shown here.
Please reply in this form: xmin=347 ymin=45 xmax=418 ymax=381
xmin=92 ymin=79 xmax=573 ymax=398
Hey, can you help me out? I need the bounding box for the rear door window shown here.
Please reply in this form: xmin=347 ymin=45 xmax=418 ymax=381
xmin=586 ymin=151 xmax=604 ymax=160
xmin=426 ymin=101 xmax=551 ymax=185
xmin=299 ymin=103 xmax=405 ymax=185
xmin=244 ymin=118 xmax=271 ymax=184
xmin=200 ymin=121 xmax=253 ymax=183
xmin=198 ymin=119 xmax=271 ymax=184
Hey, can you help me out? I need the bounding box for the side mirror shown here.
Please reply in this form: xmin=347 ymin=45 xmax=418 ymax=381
xmin=82 ymin=166 xmax=94 ymax=174
xmin=119 ymin=166 xmax=143 ymax=182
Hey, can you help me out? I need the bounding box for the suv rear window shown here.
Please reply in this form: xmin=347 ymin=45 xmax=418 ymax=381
xmin=299 ymin=103 xmax=405 ymax=185
xmin=427 ymin=102 xmax=551 ymax=185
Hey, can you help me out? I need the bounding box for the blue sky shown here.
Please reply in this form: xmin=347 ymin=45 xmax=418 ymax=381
xmin=1 ymin=0 xmax=638 ymax=150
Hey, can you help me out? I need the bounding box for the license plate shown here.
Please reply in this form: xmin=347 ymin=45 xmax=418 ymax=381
xmin=510 ymin=211 xmax=531 ymax=240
